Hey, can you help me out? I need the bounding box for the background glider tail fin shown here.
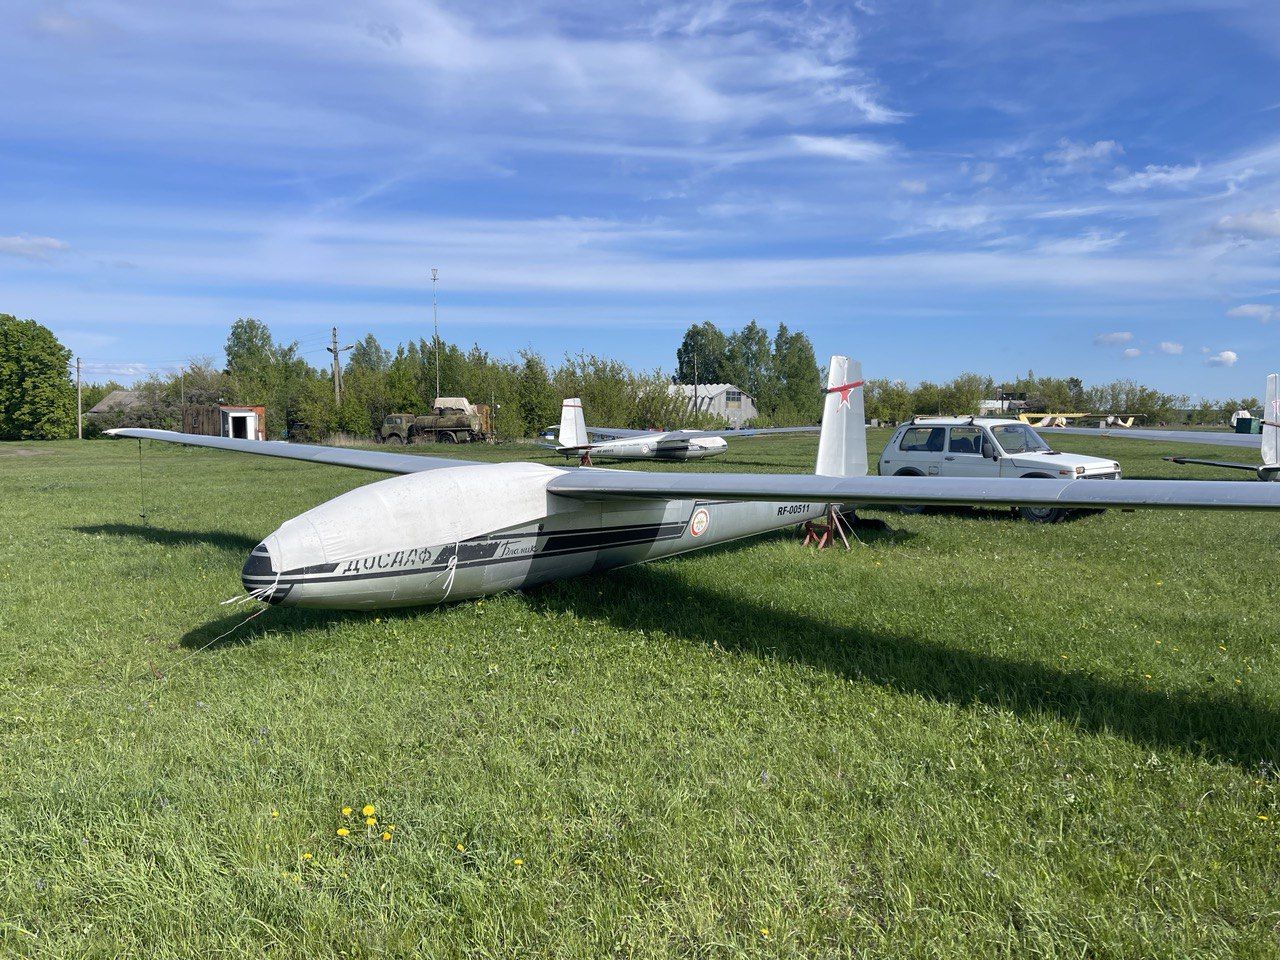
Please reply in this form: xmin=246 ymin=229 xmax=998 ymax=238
xmin=815 ymin=356 xmax=867 ymax=478
xmin=558 ymin=398 xmax=588 ymax=448
xmin=1264 ymin=374 xmax=1279 ymax=468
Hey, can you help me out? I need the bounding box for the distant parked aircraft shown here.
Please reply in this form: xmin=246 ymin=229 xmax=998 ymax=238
xmin=106 ymin=358 xmax=1280 ymax=612
xmin=549 ymin=397 xmax=820 ymax=464
xmin=1042 ymin=374 xmax=1279 ymax=481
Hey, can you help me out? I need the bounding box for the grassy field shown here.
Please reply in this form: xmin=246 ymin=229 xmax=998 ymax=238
xmin=2 ymin=431 xmax=1278 ymax=958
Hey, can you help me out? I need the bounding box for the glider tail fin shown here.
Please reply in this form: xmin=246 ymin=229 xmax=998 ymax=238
xmin=558 ymin=398 xmax=588 ymax=449
xmin=815 ymin=356 xmax=868 ymax=478
xmin=1263 ymin=373 xmax=1278 ymax=469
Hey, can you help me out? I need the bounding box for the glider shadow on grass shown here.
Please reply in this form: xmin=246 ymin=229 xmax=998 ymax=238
xmin=75 ymin=523 xmax=261 ymax=554
xmin=528 ymin=566 xmax=1280 ymax=772
xmin=173 ymin=525 xmax=1275 ymax=771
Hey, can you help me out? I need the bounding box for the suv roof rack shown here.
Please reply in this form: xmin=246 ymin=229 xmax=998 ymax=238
xmin=909 ymin=415 xmax=977 ymax=425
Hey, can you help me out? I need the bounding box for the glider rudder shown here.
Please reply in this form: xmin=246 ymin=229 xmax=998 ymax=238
xmin=558 ymin=398 xmax=588 ymax=449
xmin=815 ymin=356 xmax=868 ymax=478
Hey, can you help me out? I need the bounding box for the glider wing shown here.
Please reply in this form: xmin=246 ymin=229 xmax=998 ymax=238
xmin=105 ymin=428 xmax=479 ymax=475
xmin=548 ymin=469 xmax=1280 ymax=511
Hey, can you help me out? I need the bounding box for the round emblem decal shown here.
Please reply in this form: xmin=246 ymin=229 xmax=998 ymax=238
xmin=641 ymin=443 xmax=651 ymax=454
xmin=689 ymin=507 xmax=711 ymax=537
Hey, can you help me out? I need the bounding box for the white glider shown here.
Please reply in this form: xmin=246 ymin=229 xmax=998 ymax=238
xmin=108 ymin=357 xmax=1280 ymax=611
xmin=551 ymin=397 xmax=818 ymax=464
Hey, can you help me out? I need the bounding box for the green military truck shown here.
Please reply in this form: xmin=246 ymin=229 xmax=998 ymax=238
xmin=377 ymin=397 xmax=493 ymax=444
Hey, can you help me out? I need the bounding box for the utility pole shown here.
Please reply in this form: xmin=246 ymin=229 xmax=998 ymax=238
xmin=329 ymin=326 xmax=341 ymax=406
xmin=327 ymin=327 xmax=355 ymax=407
xmin=76 ymin=357 xmax=82 ymax=440
xmin=692 ymin=350 xmax=699 ymax=418
xmin=431 ymin=267 xmax=440 ymax=401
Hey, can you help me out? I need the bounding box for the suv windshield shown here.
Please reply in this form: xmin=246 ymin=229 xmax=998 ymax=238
xmin=991 ymin=424 xmax=1051 ymax=454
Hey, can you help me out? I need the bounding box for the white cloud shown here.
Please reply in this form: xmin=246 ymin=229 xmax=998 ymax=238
xmin=964 ymin=161 xmax=997 ymax=184
xmin=1122 ymin=347 xmax=1141 ymax=359
xmin=790 ymin=135 xmax=891 ymax=162
xmin=0 ymin=234 xmax=69 ymax=260
xmin=1107 ymin=163 xmax=1200 ymax=193
xmin=1094 ymin=331 xmax=1134 ymax=346
xmin=1205 ymin=350 xmax=1239 ymax=367
xmin=1215 ymin=209 xmax=1280 ymax=240
xmin=1035 ymin=230 xmax=1124 ymax=256
xmin=1227 ymin=303 xmax=1276 ymax=322
xmin=1044 ymin=138 xmax=1122 ymax=168
xmin=1156 ymin=341 xmax=1183 ymax=355
xmin=898 ymin=179 xmax=927 ymax=194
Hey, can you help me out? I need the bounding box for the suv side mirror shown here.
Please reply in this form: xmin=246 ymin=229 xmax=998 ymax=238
xmin=982 ymin=440 xmax=998 ymax=460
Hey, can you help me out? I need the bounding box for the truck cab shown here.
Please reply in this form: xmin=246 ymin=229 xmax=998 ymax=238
xmin=376 ymin=414 xmax=415 ymax=445
xmin=879 ymin=417 xmax=1121 ymax=522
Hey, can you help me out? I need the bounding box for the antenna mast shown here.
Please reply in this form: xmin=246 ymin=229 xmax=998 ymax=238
xmin=431 ymin=267 xmax=440 ymax=401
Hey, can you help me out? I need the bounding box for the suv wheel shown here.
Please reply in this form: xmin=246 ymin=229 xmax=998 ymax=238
xmin=893 ymin=469 xmax=928 ymax=514
xmin=1018 ymin=505 xmax=1064 ymax=524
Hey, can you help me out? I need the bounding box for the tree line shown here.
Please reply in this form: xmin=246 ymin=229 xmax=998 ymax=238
xmin=0 ymin=311 xmax=1260 ymax=441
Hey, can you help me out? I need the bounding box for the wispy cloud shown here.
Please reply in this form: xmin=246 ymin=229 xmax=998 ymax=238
xmin=1107 ymin=163 xmax=1200 ymax=193
xmin=1094 ymin=331 xmax=1134 ymax=346
xmin=1227 ymin=303 xmax=1276 ymax=322
xmin=1044 ymin=138 xmax=1122 ymax=169
xmin=1215 ymin=208 xmax=1280 ymax=239
xmin=1205 ymin=350 xmax=1239 ymax=367
xmin=790 ymin=134 xmax=891 ymax=162
xmin=1157 ymin=341 xmax=1184 ymax=355
xmin=0 ymin=235 xmax=69 ymax=261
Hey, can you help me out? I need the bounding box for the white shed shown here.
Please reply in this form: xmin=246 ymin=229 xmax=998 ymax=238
xmin=667 ymin=383 xmax=758 ymax=427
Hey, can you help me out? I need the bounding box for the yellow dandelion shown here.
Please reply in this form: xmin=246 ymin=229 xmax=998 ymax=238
xmin=341 ymin=806 xmax=352 ymax=816
xmin=456 ymin=842 xmax=465 ymax=852
xmin=1259 ymin=815 xmax=1270 ymax=821
xmin=760 ymin=928 xmax=770 ymax=938
xmin=270 ymin=810 xmax=280 ymax=819
xmin=302 ymin=852 xmax=313 ymax=860
xmin=1143 ymin=674 xmax=1152 ymax=679
xmin=380 ymin=832 xmax=392 ymax=842
xmin=336 ymin=827 xmax=350 ymax=837
xmin=513 ymin=858 xmax=523 ymax=866
xmin=388 ymin=825 xmax=396 ymax=831
xmin=366 ymin=816 xmax=377 ymax=826
xmin=362 ymin=805 xmax=375 ymax=817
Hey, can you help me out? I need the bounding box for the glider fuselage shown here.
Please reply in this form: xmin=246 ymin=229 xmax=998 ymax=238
xmin=561 ymin=434 xmax=729 ymax=461
xmin=241 ymin=462 xmax=825 ymax=609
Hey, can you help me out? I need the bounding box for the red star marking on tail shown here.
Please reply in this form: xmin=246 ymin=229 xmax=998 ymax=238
xmin=826 ymin=380 xmax=864 ymax=408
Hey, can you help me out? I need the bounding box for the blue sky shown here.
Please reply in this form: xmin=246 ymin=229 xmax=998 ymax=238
xmin=3 ymin=0 xmax=1279 ymax=397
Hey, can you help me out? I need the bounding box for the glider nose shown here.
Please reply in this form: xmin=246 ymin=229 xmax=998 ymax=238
xmin=242 ymin=535 xmax=289 ymax=604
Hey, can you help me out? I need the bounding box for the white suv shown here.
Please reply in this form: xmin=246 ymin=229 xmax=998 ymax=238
xmin=878 ymin=417 xmax=1121 ymax=522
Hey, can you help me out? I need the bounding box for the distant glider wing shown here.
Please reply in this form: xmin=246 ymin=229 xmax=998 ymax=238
xmin=1041 ymin=426 xmax=1262 ymax=449
xmin=105 ymin=428 xmax=479 ymax=475
xmin=669 ymin=426 xmax=821 ymax=440
xmin=584 ymin=426 xmax=651 ymax=439
xmin=548 ymin=470 xmax=1280 ymax=511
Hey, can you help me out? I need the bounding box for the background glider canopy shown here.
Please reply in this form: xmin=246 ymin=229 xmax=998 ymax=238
xmin=548 ymin=470 xmax=1280 ymax=510
xmin=1041 ymin=426 xmax=1263 ymax=449
xmin=105 ymin=428 xmax=478 ymax=475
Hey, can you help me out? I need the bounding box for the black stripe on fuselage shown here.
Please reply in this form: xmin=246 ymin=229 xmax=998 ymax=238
xmin=243 ymin=519 xmax=690 ymax=588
